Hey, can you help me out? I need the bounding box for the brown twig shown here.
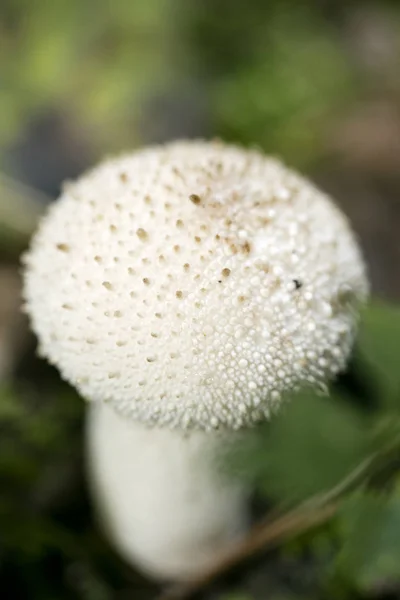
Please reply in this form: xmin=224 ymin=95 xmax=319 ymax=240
xmin=158 ymin=500 xmax=338 ymax=600
xmin=158 ymin=453 xmax=377 ymax=600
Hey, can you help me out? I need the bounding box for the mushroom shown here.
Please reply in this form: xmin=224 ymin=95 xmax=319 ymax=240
xmin=22 ymin=140 xmax=368 ymax=580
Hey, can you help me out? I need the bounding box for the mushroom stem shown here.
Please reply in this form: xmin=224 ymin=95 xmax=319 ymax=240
xmin=86 ymin=402 xmax=249 ymax=581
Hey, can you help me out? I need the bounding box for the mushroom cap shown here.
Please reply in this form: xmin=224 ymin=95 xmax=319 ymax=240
xmin=23 ymin=140 xmax=368 ymax=430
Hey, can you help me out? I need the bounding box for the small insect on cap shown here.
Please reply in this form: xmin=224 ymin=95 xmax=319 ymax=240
xmin=23 ymin=141 xmax=368 ymax=431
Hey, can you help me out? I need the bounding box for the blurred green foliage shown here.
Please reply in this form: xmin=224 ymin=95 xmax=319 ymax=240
xmin=338 ymin=489 xmax=400 ymax=589
xmin=0 ymin=0 xmax=183 ymax=152
xmin=188 ymin=1 xmax=357 ymax=165
xmin=0 ymin=0 xmax=382 ymax=168
xmin=356 ymin=303 xmax=400 ymax=405
xmin=229 ymin=392 xmax=372 ymax=505
xmin=1 ymin=0 xmax=400 ymax=598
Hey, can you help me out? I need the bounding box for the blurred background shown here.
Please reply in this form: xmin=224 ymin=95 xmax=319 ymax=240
xmin=1 ymin=1 xmax=400 ymax=599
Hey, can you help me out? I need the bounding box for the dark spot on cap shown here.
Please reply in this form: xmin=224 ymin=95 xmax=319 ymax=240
xmin=136 ymin=228 xmax=148 ymax=241
xmin=293 ymin=279 xmax=303 ymax=290
xmin=189 ymin=194 xmax=201 ymax=205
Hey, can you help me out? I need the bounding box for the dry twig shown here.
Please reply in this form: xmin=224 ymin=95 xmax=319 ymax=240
xmin=158 ymin=454 xmax=376 ymax=600
xmin=159 ymin=501 xmax=337 ymax=600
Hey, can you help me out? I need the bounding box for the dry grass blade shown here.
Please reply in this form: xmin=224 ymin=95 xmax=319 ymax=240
xmin=158 ymin=453 xmax=376 ymax=600
xmin=158 ymin=501 xmax=338 ymax=600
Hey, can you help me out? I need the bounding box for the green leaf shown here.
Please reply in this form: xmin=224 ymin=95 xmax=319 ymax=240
xmin=356 ymin=302 xmax=400 ymax=406
xmin=0 ymin=385 xmax=25 ymax=422
xmin=227 ymin=392 xmax=371 ymax=504
xmin=338 ymin=487 xmax=400 ymax=589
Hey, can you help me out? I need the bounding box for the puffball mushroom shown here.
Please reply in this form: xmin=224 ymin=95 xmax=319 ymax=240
xmin=23 ymin=140 xmax=368 ymax=580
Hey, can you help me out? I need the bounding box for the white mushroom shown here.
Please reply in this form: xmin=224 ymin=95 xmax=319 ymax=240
xmin=88 ymin=406 xmax=247 ymax=579
xmin=23 ymin=140 xmax=368 ymax=580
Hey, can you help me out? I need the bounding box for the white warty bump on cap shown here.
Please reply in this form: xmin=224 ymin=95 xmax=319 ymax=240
xmin=23 ymin=140 xmax=368 ymax=430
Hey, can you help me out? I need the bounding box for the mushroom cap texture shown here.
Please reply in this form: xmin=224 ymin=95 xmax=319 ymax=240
xmin=23 ymin=140 xmax=368 ymax=430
